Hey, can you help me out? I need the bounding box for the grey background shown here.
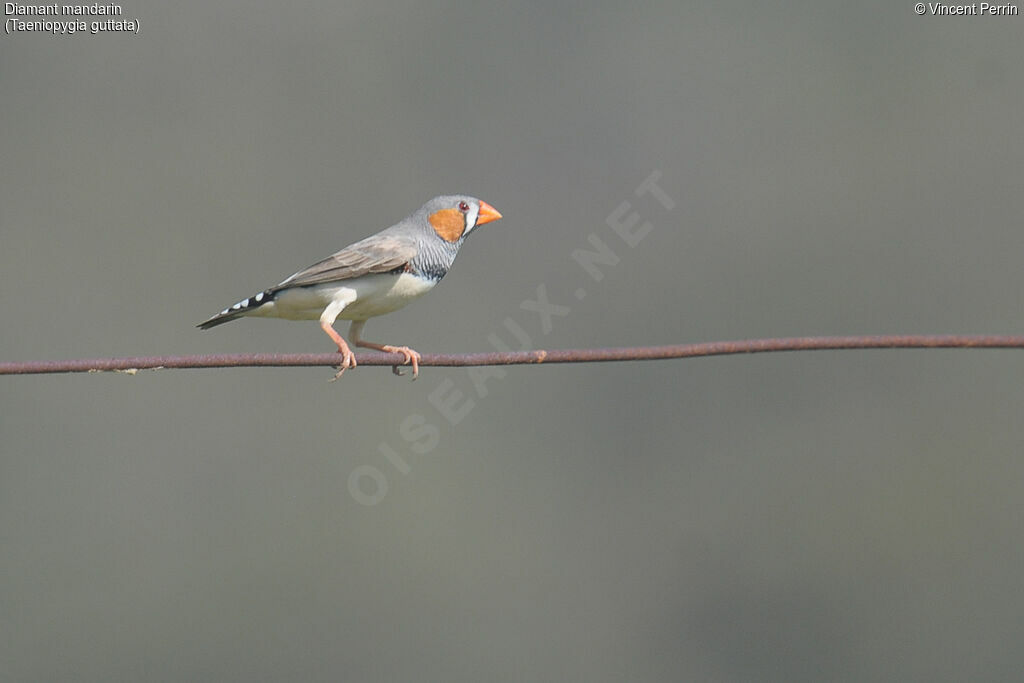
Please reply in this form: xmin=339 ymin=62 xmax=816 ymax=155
xmin=3 ymin=1 xmax=1023 ymax=681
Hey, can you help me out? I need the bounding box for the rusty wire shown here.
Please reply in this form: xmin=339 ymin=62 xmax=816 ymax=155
xmin=2 ymin=335 xmax=1024 ymax=375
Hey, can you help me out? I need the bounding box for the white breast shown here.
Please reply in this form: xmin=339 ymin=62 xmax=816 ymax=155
xmin=339 ymin=272 xmax=437 ymax=320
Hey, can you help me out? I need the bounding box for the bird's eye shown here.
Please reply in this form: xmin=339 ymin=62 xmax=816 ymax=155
xmin=458 ymin=201 xmax=470 ymax=212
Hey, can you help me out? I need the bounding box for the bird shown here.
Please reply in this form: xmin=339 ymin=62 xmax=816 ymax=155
xmin=198 ymin=195 xmax=502 ymax=380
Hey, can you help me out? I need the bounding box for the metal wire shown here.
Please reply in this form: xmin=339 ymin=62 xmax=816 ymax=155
xmin=2 ymin=335 xmax=1024 ymax=375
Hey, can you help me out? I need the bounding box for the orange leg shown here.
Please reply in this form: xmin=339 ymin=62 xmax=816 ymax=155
xmin=349 ymin=320 xmax=421 ymax=379
xmin=321 ymin=320 xmax=357 ymax=381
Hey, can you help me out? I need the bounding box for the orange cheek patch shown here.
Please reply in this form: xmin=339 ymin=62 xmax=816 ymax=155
xmin=429 ymin=209 xmax=466 ymax=242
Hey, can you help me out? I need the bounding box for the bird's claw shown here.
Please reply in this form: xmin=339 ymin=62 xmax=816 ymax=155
xmin=329 ymin=348 xmax=357 ymax=382
xmin=383 ymin=346 xmax=420 ymax=380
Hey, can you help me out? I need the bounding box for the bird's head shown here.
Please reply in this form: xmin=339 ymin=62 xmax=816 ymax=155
xmin=421 ymin=195 xmax=502 ymax=243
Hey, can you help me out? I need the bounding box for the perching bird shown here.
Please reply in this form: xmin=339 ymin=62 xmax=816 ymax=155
xmin=198 ymin=195 xmax=502 ymax=379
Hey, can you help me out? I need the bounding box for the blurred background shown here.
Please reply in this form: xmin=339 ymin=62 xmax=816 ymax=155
xmin=3 ymin=1 xmax=1024 ymax=680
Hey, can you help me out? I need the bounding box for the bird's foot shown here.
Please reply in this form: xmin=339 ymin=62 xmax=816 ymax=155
xmin=382 ymin=345 xmax=421 ymax=380
xmin=329 ymin=347 xmax=358 ymax=382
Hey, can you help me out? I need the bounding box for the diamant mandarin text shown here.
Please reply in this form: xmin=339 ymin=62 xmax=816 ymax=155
xmin=4 ymin=3 xmax=121 ymax=15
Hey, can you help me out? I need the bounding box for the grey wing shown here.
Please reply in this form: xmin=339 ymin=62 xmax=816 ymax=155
xmin=272 ymin=233 xmax=418 ymax=290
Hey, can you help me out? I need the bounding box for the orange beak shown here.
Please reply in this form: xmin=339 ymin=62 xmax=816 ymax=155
xmin=476 ymin=201 xmax=503 ymax=226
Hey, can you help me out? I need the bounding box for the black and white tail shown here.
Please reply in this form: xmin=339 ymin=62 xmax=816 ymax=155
xmin=197 ymin=290 xmax=274 ymax=329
